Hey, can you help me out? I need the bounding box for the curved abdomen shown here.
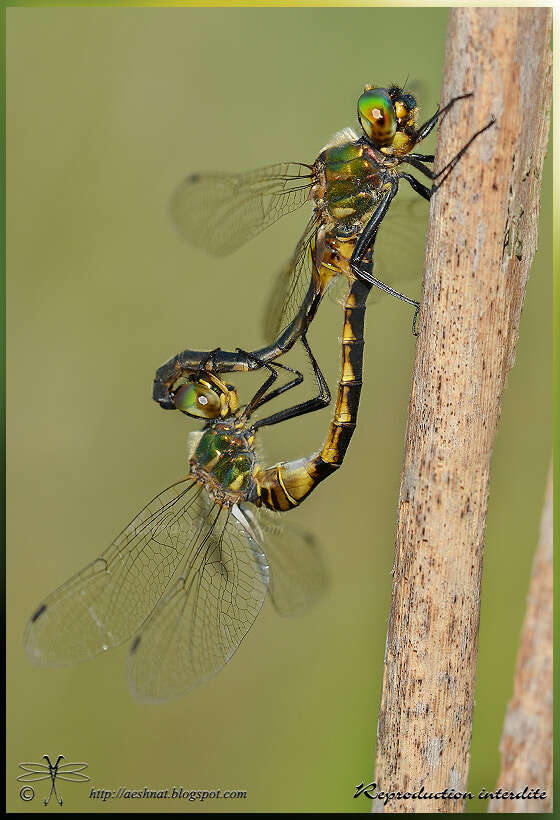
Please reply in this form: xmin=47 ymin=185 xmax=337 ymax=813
xmin=254 ymin=275 xmax=370 ymax=511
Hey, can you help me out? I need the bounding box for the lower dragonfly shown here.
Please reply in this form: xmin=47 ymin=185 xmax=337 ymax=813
xmin=153 ymin=85 xmax=494 ymax=408
xmin=26 ymin=256 xmax=373 ymax=701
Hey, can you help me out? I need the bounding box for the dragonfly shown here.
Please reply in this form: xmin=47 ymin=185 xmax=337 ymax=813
xmin=153 ymin=84 xmax=495 ymax=408
xmin=25 ymin=337 xmax=329 ymax=701
xmin=17 ymin=755 xmax=89 ymax=806
xmin=26 ymin=250 xmax=374 ymax=700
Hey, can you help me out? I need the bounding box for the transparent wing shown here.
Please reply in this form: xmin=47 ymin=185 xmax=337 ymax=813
xmin=262 ymin=215 xmax=319 ymax=342
xmin=55 ymin=763 xmax=89 ymax=774
xmin=127 ymin=503 xmax=269 ymax=701
xmin=369 ymin=189 xmax=427 ymax=302
xmin=54 ymin=764 xmax=90 ymax=784
xmin=186 ymin=430 xmax=203 ymax=462
xmin=169 ymin=162 xmax=313 ymax=257
xmin=240 ymin=505 xmax=327 ymax=616
xmin=17 ymin=764 xmax=53 ymax=783
xmin=18 ymin=763 xmax=51 ymax=774
xmin=25 ymin=479 xmax=210 ymax=666
xmin=318 ymin=191 xmax=426 ymax=315
xmin=264 ymin=190 xmax=427 ymax=341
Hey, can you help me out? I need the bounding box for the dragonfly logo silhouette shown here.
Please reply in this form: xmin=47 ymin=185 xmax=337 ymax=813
xmin=17 ymin=755 xmax=89 ymax=806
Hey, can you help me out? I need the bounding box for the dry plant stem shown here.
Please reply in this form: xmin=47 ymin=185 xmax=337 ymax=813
xmin=488 ymin=464 xmax=553 ymax=814
xmin=373 ymin=8 xmax=551 ymax=815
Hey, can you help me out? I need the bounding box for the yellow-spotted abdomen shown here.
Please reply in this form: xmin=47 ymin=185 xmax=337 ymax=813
xmin=252 ymin=275 xmax=370 ymax=512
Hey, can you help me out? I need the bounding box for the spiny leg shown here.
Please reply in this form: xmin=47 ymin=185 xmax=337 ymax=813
xmin=406 ymin=152 xmax=435 ymax=163
xmin=412 ymin=92 xmax=473 ymax=144
xmin=250 ymin=364 xmax=303 ymax=408
xmin=402 ymin=117 xmax=496 ymax=192
xmin=401 ymin=157 xmax=435 ymax=182
xmin=252 ymin=335 xmax=330 ymax=431
xmin=236 ymin=347 xmax=315 ymax=418
xmin=350 ymin=182 xmax=399 ymax=278
xmin=431 ymin=117 xmax=495 ymax=191
xmin=398 ymin=171 xmax=431 ymax=202
xmin=351 ymin=203 xmax=420 ymax=315
xmin=238 ymin=354 xmax=280 ymax=416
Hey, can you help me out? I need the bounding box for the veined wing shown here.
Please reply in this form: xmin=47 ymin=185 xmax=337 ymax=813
xmin=262 ymin=215 xmax=320 ymax=342
xmin=169 ymin=162 xmax=313 ymax=257
xmin=320 ymin=194 xmax=427 ymax=316
xmin=127 ymin=503 xmax=269 ymax=701
xmin=262 ymin=188 xmax=426 ymax=343
xmin=25 ymin=479 xmax=212 ymax=666
xmin=368 ymin=189 xmax=427 ymax=302
xmin=17 ymin=764 xmax=54 ymax=783
xmin=49 ymin=763 xmax=89 ymax=783
xmin=240 ymin=505 xmax=327 ymax=616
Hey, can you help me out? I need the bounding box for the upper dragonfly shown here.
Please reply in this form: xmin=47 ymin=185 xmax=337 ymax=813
xmin=170 ymin=84 xmax=434 ymax=336
xmin=155 ymin=85 xmax=493 ymax=407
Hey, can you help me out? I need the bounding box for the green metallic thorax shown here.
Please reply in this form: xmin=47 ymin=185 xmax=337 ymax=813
xmin=191 ymin=422 xmax=255 ymax=498
xmin=320 ymin=141 xmax=384 ymax=227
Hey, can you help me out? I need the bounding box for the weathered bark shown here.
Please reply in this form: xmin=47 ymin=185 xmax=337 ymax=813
xmin=488 ymin=464 xmax=553 ymax=813
xmin=373 ymin=7 xmax=551 ymax=814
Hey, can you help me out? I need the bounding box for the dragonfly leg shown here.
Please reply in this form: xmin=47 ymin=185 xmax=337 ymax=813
xmin=350 ymin=185 xmax=419 ymax=315
xmin=401 ymin=157 xmax=435 ymax=181
xmin=431 ymin=117 xmax=496 ymax=192
xmin=365 ymin=275 xmax=420 ymax=310
xmin=412 ymin=304 xmax=420 ymax=337
xmin=250 ymin=365 xmax=303 ymax=408
xmin=252 ymin=335 xmax=330 ymax=430
xmin=237 ymin=348 xmax=316 ymax=416
xmin=412 ymin=92 xmax=473 ymax=144
xmin=236 ymin=353 xmax=280 ymax=417
xmin=406 ymin=152 xmax=435 ymax=163
xmin=398 ymin=171 xmax=431 ymax=201
xmin=401 ymin=116 xmax=494 ymax=197
xmin=350 ymin=182 xmax=399 ymax=280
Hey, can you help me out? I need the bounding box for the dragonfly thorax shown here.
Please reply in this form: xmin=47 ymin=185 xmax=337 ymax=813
xmin=190 ymin=422 xmax=256 ymax=504
xmin=316 ymin=141 xmax=387 ymax=230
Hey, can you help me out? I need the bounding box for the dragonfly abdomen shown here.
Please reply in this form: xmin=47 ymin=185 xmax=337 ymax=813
xmin=252 ymin=276 xmax=370 ymax=512
xmin=321 ymin=280 xmax=367 ymax=465
xmin=252 ymin=457 xmax=337 ymax=512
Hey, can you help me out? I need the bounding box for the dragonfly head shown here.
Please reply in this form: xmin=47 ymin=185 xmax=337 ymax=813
xmin=358 ymin=85 xmax=418 ymax=155
xmin=172 ymin=373 xmax=239 ymax=420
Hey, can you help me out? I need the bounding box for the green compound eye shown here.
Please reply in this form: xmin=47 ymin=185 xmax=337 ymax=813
xmin=357 ymin=88 xmax=397 ymax=146
xmin=173 ymin=382 xmax=221 ymax=419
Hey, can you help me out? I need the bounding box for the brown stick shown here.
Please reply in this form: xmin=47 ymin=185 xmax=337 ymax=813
xmin=487 ymin=464 xmax=553 ymax=813
xmin=372 ymin=8 xmax=551 ymax=814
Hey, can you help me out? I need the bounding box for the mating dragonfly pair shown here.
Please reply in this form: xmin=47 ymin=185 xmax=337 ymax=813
xmin=26 ymin=85 xmax=494 ymax=700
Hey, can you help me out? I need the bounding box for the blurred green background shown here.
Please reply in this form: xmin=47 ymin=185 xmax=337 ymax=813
xmin=6 ymin=7 xmax=551 ymax=814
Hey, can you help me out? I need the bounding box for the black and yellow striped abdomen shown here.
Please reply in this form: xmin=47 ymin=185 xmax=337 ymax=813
xmin=253 ymin=261 xmax=371 ymax=512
